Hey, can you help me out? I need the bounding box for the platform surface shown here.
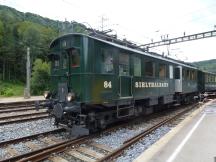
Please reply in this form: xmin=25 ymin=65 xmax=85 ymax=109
xmin=0 ymin=96 xmax=44 ymax=104
xmin=134 ymin=100 xmax=216 ymax=162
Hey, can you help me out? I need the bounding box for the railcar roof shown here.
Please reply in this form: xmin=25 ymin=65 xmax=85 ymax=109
xmin=201 ymin=70 xmax=216 ymax=75
xmin=50 ymin=33 xmax=198 ymax=70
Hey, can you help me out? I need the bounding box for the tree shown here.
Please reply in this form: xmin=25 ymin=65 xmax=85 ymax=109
xmin=31 ymin=59 xmax=50 ymax=95
xmin=0 ymin=14 xmax=16 ymax=81
xmin=0 ymin=5 xmax=86 ymax=84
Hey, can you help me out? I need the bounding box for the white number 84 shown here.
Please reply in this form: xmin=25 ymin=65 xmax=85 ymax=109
xmin=104 ymin=81 xmax=112 ymax=88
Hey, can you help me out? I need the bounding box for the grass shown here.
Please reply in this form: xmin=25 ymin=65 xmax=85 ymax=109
xmin=0 ymin=80 xmax=24 ymax=97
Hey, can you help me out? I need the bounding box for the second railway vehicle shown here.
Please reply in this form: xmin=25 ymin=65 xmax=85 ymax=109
xmin=37 ymin=33 xmax=216 ymax=136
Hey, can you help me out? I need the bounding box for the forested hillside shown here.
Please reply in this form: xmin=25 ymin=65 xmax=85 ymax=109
xmin=193 ymin=59 xmax=216 ymax=73
xmin=0 ymin=5 xmax=86 ymax=82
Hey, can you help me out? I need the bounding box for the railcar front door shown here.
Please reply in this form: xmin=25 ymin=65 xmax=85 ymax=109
xmin=119 ymin=53 xmax=133 ymax=98
xmin=58 ymin=51 xmax=69 ymax=101
xmin=66 ymin=47 xmax=81 ymax=96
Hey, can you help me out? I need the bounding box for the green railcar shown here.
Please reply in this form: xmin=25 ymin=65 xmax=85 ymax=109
xmin=38 ymin=33 xmax=201 ymax=136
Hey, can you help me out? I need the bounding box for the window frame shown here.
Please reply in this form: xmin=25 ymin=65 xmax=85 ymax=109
xmin=174 ymin=67 xmax=180 ymax=79
xmin=50 ymin=54 xmax=60 ymax=70
xmin=119 ymin=52 xmax=130 ymax=76
xmin=159 ymin=63 xmax=167 ymax=78
xmin=169 ymin=65 xmax=174 ymax=79
xmin=145 ymin=60 xmax=155 ymax=78
xmin=100 ymin=48 xmax=114 ymax=74
xmin=133 ymin=56 xmax=141 ymax=77
xmin=70 ymin=48 xmax=80 ymax=68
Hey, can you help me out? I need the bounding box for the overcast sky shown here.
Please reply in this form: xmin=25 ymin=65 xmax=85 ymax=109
xmin=1 ymin=0 xmax=216 ymax=62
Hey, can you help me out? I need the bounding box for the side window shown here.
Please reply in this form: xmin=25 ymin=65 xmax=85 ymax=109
xmin=119 ymin=53 xmax=129 ymax=76
xmin=191 ymin=70 xmax=195 ymax=80
xmin=182 ymin=69 xmax=186 ymax=80
xmin=145 ymin=61 xmax=155 ymax=77
xmin=133 ymin=56 xmax=141 ymax=76
xmin=159 ymin=64 xmax=166 ymax=78
xmin=186 ymin=69 xmax=190 ymax=80
xmin=71 ymin=49 xmax=80 ymax=67
xmin=174 ymin=67 xmax=180 ymax=79
xmin=169 ymin=65 xmax=173 ymax=79
xmin=101 ymin=49 xmax=114 ymax=73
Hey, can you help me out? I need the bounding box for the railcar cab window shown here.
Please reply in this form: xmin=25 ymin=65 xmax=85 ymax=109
xmin=54 ymin=59 xmax=60 ymax=68
xmin=133 ymin=56 xmax=141 ymax=76
xmin=69 ymin=49 xmax=80 ymax=67
xmin=159 ymin=64 xmax=166 ymax=78
xmin=101 ymin=49 xmax=114 ymax=73
xmin=49 ymin=54 xmax=60 ymax=69
xmin=119 ymin=53 xmax=129 ymax=76
xmin=145 ymin=61 xmax=155 ymax=77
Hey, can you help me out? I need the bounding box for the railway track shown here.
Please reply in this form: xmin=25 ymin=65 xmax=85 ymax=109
xmin=0 ymin=102 xmax=202 ymax=162
xmin=0 ymin=106 xmax=36 ymax=114
xmin=0 ymin=111 xmax=49 ymax=125
xmin=0 ymin=128 xmax=67 ymax=162
xmin=0 ymin=100 xmax=44 ymax=114
xmin=0 ymin=128 xmax=65 ymax=147
xmin=0 ymin=100 xmax=49 ymax=125
xmin=0 ymin=100 xmax=37 ymax=109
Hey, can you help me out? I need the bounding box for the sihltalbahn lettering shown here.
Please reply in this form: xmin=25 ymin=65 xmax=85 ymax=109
xmin=135 ymin=82 xmax=169 ymax=88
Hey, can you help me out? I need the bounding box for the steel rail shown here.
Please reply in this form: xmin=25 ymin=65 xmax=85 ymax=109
xmin=0 ymin=104 xmax=35 ymax=110
xmin=0 ymin=100 xmax=44 ymax=110
xmin=0 ymin=111 xmax=48 ymax=120
xmin=0 ymin=100 xmax=39 ymax=109
xmin=0 ymin=107 xmax=36 ymax=113
xmin=0 ymin=114 xmax=49 ymax=125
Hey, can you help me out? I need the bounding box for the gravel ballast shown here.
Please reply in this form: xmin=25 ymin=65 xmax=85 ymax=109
xmin=0 ymin=118 xmax=56 ymax=142
xmin=116 ymin=125 xmax=171 ymax=162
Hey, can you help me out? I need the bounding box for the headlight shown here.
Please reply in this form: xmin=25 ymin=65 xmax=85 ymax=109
xmin=44 ymin=91 xmax=51 ymax=99
xmin=67 ymin=92 xmax=75 ymax=102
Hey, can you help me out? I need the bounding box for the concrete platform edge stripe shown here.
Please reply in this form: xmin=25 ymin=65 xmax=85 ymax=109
xmin=166 ymin=113 xmax=206 ymax=162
